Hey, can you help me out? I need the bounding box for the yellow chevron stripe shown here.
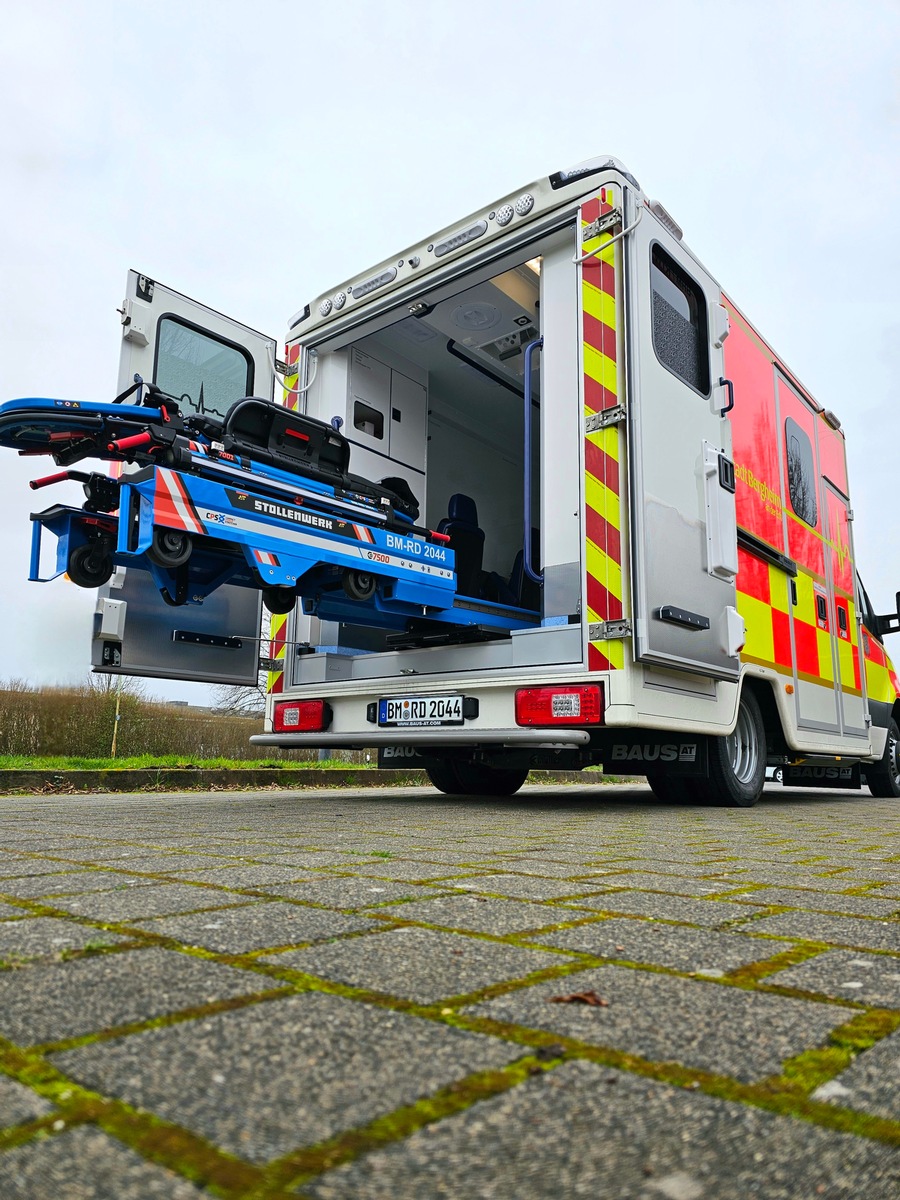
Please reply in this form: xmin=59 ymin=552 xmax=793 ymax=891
xmin=581 ymin=284 xmax=617 ymax=329
xmin=586 ymin=539 xmax=623 ymax=603
xmin=583 ymin=422 xmax=620 ymax=461
xmin=584 ymin=473 xmax=621 ymax=529
xmin=583 ymin=344 xmax=617 ymax=396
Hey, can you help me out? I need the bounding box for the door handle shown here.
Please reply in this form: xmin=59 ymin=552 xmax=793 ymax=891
xmin=719 ymin=377 xmax=735 ymax=416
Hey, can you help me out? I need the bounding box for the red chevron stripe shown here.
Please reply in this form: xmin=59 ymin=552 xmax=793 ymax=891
xmin=588 ymin=643 xmax=614 ymax=672
xmin=583 ymin=375 xmax=618 ymax=414
xmin=582 ymin=257 xmax=616 ymax=294
xmin=584 ymin=440 xmax=619 ymax=495
xmin=587 ymin=573 xmax=623 ymax=623
xmin=586 ymin=505 xmax=621 ymax=565
xmin=583 ymin=312 xmax=617 ymax=364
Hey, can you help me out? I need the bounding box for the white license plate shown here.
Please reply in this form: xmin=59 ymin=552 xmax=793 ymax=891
xmin=378 ymin=695 xmax=464 ymax=727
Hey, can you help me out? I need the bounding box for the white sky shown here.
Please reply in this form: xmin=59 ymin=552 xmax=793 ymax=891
xmin=0 ymin=0 xmax=898 ymax=701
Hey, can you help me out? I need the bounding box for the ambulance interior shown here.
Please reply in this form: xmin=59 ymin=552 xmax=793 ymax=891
xmin=304 ymin=255 xmax=546 ymax=656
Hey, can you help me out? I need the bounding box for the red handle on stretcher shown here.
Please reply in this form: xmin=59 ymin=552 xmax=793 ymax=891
xmin=429 ymin=530 xmax=451 ymax=544
xmin=29 ymin=471 xmax=71 ymax=490
xmin=108 ymin=431 xmax=154 ymax=452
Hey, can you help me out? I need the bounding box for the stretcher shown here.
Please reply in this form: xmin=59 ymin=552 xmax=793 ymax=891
xmin=0 ymin=386 xmax=538 ymax=635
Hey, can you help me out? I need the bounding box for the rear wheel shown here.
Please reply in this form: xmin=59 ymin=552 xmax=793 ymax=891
xmin=695 ymin=689 xmax=766 ymax=807
xmin=343 ymin=569 xmax=376 ymax=601
xmin=865 ymin=718 xmax=900 ymax=797
xmin=425 ymin=759 xmax=528 ymax=797
xmin=148 ymin=528 xmax=192 ymax=568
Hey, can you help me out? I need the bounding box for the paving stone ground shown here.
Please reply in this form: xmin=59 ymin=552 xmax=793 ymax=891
xmin=0 ymin=782 xmax=897 ymax=1199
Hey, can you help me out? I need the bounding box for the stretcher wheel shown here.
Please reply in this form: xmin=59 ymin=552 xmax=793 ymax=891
xmin=342 ymin=569 xmax=376 ymax=601
xmin=148 ymin=528 xmax=192 ymax=568
xmin=68 ymin=543 xmax=113 ymax=589
xmin=263 ymin=587 xmax=297 ymax=615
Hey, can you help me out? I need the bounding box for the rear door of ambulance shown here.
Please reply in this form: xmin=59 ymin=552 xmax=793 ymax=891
xmin=618 ymin=201 xmax=740 ymax=679
xmin=92 ymin=272 xmax=275 ymax=685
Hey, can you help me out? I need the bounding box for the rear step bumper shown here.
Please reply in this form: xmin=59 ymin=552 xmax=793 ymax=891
xmin=251 ymin=729 xmax=591 ymax=749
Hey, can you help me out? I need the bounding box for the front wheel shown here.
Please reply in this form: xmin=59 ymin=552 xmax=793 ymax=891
xmin=262 ymin=587 xmax=297 ymax=615
xmin=425 ymin=759 xmax=529 ymax=797
xmin=694 ymin=689 xmax=766 ymax=807
xmin=67 ymin=543 xmax=113 ymax=589
xmin=865 ymin=718 xmax=900 ymax=798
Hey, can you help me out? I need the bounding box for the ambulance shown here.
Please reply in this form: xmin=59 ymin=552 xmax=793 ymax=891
xmin=90 ymin=155 xmax=900 ymax=807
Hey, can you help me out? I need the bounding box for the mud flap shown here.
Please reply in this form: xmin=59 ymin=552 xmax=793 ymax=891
xmin=599 ymin=735 xmax=709 ymax=776
xmin=783 ymin=763 xmax=861 ymax=789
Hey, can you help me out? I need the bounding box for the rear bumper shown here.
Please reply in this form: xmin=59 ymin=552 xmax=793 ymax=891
xmin=250 ymin=728 xmax=591 ymax=750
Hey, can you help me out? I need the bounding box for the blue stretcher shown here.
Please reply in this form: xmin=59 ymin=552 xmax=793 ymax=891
xmin=0 ymin=387 xmax=538 ymax=636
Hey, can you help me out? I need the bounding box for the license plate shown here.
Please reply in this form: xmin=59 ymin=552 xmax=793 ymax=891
xmin=378 ymin=694 xmax=464 ymax=727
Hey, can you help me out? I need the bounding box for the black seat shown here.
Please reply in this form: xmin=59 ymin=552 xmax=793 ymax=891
xmin=222 ymin=398 xmax=350 ymax=479
xmin=437 ymin=493 xmax=485 ymax=598
xmin=506 ymin=528 xmax=542 ymax=611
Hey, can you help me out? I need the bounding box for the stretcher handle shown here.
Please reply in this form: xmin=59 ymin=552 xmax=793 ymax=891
xmin=29 ymin=469 xmax=90 ymax=490
xmin=108 ymin=431 xmax=154 ymax=452
xmin=429 ymin=531 xmax=451 ymax=545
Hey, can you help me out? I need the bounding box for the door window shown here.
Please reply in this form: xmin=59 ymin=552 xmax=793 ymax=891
xmin=785 ymin=416 xmax=818 ymax=528
xmin=650 ymin=244 xmax=710 ymax=395
xmin=155 ymin=316 xmax=254 ymax=420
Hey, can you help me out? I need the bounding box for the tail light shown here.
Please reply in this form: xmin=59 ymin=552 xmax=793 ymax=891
xmin=272 ymin=699 xmax=332 ymax=733
xmin=515 ymin=684 xmax=603 ymax=726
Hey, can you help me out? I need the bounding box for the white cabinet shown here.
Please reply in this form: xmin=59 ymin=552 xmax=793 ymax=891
xmin=347 ymin=348 xmax=426 ymax=474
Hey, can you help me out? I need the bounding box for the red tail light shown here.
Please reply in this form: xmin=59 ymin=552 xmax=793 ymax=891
xmin=272 ymin=699 xmax=332 ymax=732
xmin=515 ymin=685 xmax=603 ymax=726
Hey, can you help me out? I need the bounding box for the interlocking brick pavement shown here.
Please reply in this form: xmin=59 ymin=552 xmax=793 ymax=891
xmin=0 ymin=782 xmax=898 ymax=1198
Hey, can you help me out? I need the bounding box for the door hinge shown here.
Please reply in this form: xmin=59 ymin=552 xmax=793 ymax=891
xmin=585 ymin=405 xmax=625 ymax=434
xmin=589 ymin=619 xmax=631 ymax=641
xmin=582 ymin=208 xmax=623 ymax=243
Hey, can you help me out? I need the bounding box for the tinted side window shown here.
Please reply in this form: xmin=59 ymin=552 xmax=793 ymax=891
xmin=156 ymin=316 xmax=253 ymax=420
xmin=785 ymin=416 xmax=818 ymax=527
xmin=650 ymin=245 xmax=710 ymax=394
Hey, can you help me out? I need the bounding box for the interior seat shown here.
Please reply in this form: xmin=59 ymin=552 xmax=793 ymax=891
xmin=437 ymin=493 xmax=485 ymax=598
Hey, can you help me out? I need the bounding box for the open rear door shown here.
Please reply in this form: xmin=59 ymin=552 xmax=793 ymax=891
xmin=624 ymin=205 xmax=741 ymax=680
xmin=92 ymin=272 xmax=275 ymax=685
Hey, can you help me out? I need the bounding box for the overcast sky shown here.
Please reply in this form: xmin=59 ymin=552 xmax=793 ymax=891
xmin=0 ymin=0 xmax=898 ymax=702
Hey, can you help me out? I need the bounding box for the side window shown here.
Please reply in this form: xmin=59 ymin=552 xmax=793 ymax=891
xmin=650 ymin=245 xmax=710 ymax=394
xmin=155 ymin=316 xmax=254 ymax=420
xmin=784 ymin=416 xmax=818 ymax=527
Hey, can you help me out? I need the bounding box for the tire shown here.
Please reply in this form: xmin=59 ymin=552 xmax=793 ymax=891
xmin=148 ymin=528 xmax=192 ymax=568
xmin=262 ymin=586 xmax=297 ymax=615
xmin=865 ymin=718 xmax=900 ymax=798
xmin=425 ymin=759 xmax=529 ymax=797
xmin=646 ymin=772 xmax=695 ymax=804
xmin=694 ymin=689 xmax=766 ymax=807
xmin=343 ymin=569 xmax=377 ymax=601
xmin=67 ymin=543 xmax=113 ymax=589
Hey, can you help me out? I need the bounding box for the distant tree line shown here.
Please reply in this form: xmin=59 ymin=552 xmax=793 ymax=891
xmin=0 ymin=677 xmax=276 ymax=760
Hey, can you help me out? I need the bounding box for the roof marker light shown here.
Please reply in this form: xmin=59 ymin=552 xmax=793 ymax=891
xmin=333 ymin=291 xmax=346 ymax=310
xmin=433 ymin=219 xmax=488 ymax=258
xmin=495 ymin=204 xmax=514 ymax=226
xmin=515 ymin=193 xmax=535 ymax=216
xmin=353 ymin=267 xmax=398 ymax=298
xmin=319 ymin=298 xmax=333 ymax=317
